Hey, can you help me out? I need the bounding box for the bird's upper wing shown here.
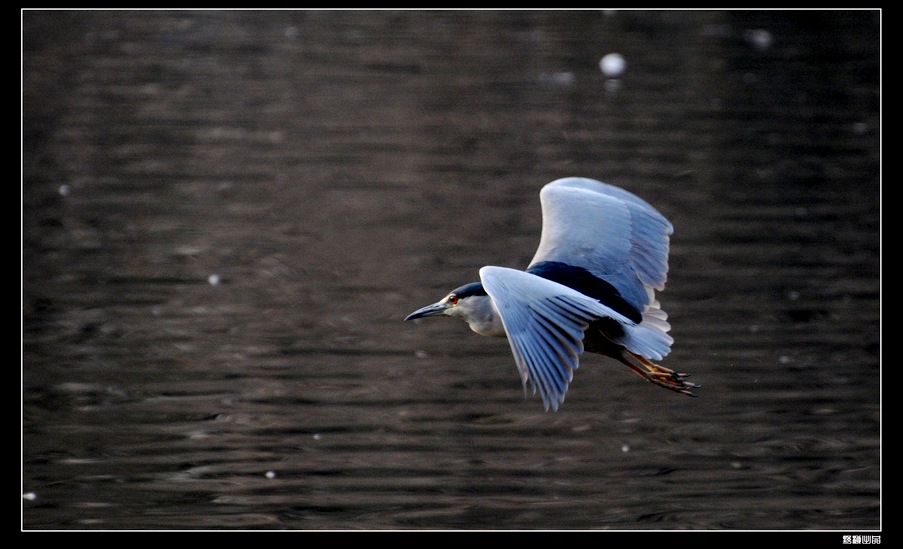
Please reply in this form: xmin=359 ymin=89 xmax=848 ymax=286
xmin=479 ymin=266 xmax=634 ymax=411
xmin=528 ymin=177 xmax=673 ymax=315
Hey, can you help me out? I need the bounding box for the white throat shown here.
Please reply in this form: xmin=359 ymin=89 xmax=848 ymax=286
xmin=449 ymin=295 xmax=507 ymax=337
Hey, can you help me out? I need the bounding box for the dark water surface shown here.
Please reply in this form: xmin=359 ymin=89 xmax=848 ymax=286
xmin=22 ymin=10 xmax=880 ymax=531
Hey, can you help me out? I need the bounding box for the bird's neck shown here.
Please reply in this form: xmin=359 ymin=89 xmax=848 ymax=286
xmin=452 ymin=295 xmax=507 ymax=338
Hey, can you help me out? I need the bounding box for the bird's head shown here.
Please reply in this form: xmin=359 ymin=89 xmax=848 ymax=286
xmin=405 ymin=282 xmax=505 ymax=337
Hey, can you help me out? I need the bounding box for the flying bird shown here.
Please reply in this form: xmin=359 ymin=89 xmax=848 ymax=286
xmin=405 ymin=177 xmax=698 ymax=411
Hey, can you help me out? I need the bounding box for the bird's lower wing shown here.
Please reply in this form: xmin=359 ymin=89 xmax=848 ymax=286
xmin=479 ymin=266 xmax=633 ymax=411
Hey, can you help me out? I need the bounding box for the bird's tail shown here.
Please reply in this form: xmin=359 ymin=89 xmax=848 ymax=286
xmin=610 ymin=306 xmax=673 ymax=361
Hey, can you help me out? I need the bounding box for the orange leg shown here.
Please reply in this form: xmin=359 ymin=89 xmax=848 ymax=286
xmin=619 ymin=350 xmax=700 ymax=397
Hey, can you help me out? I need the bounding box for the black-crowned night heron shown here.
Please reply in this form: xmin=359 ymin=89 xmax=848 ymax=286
xmin=405 ymin=177 xmax=699 ymax=411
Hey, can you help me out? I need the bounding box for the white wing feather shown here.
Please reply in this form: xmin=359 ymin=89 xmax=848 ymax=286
xmin=529 ymin=177 xmax=673 ymax=315
xmin=479 ymin=266 xmax=635 ymax=411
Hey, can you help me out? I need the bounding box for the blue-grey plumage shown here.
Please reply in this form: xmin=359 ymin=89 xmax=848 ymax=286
xmin=405 ymin=177 xmax=699 ymax=411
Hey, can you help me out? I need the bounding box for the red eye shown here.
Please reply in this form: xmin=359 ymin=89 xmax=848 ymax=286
xmin=448 ymin=294 xmax=459 ymax=305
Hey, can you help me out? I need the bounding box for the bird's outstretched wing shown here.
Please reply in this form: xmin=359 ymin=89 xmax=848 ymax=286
xmin=479 ymin=266 xmax=634 ymax=411
xmin=529 ymin=177 xmax=673 ymax=316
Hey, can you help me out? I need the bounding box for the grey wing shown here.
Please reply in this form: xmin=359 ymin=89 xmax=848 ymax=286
xmin=528 ymin=177 xmax=673 ymax=315
xmin=479 ymin=266 xmax=634 ymax=411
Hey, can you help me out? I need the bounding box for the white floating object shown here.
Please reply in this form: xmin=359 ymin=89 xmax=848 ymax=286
xmin=599 ymin=53 xmax=626 ymax=77
xmin=208 ymin=274 xmax=221 ymax=286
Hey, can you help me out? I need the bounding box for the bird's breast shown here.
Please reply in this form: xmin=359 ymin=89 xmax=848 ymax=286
xmin=458 ymin=296 xmax=507 ymax=337
xmin=468 ymin=319 xmax=507 ymax=338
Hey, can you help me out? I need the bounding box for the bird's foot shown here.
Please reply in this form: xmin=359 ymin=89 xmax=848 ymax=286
xmin=621 ymin=351 xmax=700 ymax=397
xmin=648 ymin=369 xmax=700 ymax=397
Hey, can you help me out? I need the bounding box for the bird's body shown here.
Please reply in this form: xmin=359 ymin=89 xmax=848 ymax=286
xmin=405 ymin=177 xmax=699 ymax=411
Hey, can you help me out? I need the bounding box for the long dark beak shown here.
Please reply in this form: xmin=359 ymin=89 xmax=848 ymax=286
xmin=404 ymin=301 xmax=449 ymax=321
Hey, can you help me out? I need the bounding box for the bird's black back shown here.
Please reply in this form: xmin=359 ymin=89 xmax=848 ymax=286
xmin=527 ymin=261 xmax=642 ymax=324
